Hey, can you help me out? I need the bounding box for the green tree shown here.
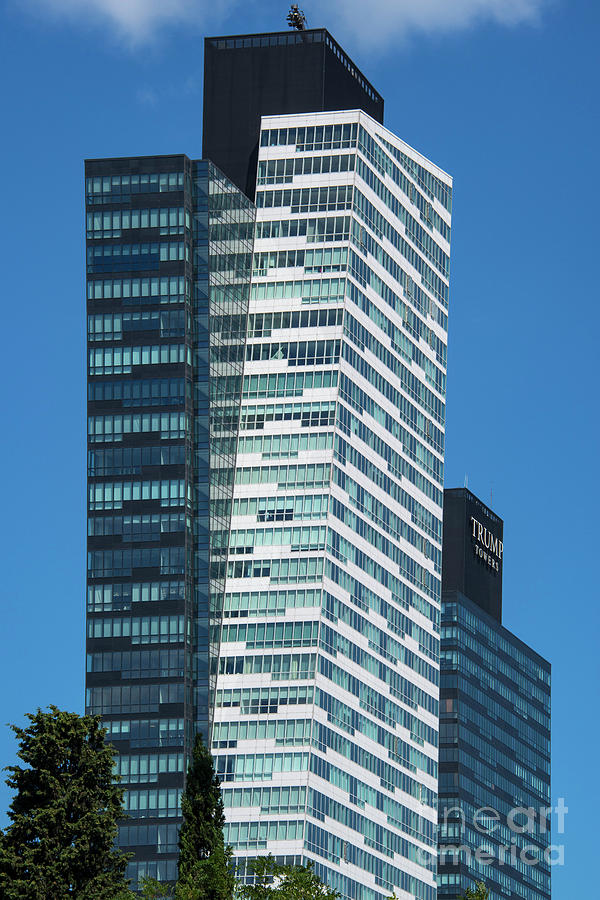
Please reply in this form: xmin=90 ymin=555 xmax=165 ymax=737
xmin=177 ymin=734 xmax=234 ymax=900
xmin=459 ymin=882 xmax=489 ymax=900
xmin=237 ymin=857 xmax=339 ymax=900
xmin=0 ymin=705 xmax=131 ymax=899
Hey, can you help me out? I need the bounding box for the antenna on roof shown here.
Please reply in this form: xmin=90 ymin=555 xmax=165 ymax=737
xmin=287 ymin=4 xmax=307 ymax=30
xmin=464 ymin=473 xmax=468 ymax=489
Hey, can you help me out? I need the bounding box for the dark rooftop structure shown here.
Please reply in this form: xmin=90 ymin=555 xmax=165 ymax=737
xmin=202 ymin=28 xmax=384 ymax=199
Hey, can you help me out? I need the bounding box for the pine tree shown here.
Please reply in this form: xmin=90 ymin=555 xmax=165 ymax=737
xmin=177 ymin=734 xmax=234 ymax=900
xmin=0 ymin=706 xmax=131 ymax=898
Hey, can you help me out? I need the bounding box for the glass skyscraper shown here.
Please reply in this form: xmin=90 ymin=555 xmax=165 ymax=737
xmin=85 ymin=156 xmax=254 ymax=884
xmin=438 ymin=489 xmax=551 ymax=900
xmin=85 ymin=28 xmax=452 ymax=897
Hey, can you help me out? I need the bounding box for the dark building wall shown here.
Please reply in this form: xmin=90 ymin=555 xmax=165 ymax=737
xmin=442 ymin=487 xmax=503 ymax=622
xmin=202 ymin=29 xmax=384 ymax=199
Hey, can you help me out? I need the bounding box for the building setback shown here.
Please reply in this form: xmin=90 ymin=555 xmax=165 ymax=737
xmin=85 ymin=28 xmax=452 ymax=897
xmin=438 ymin=489 xmax=551 ymax=900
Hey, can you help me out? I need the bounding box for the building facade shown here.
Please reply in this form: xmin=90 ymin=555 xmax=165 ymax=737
xmin=85 ymin=28 xmax=453 ymax=898
xmin=85 ymin=156 xmax=254 ymax=885
xmin=438 ymin=489 xmax=551 ymax=900
xmin=212 ymin=107 xmax=451 ymax=900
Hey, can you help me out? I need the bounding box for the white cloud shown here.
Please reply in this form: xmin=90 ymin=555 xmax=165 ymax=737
xmin=328 ymin=0 xmax=547 ymax=47
xmin=23 ymin=0 xmax=548 ymax=46
xmin=24 ymin=0 xmax=235 ymax=44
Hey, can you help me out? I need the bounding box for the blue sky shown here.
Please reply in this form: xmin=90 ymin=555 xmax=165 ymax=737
xmin=0 ymin=0 xmax=597 ymax=892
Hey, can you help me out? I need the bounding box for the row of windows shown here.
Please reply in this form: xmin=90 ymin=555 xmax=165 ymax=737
xmin=117 ymin=823 xmax=179 ymax=853
xmin=114 ymin=751 xmax=183 ymax=783
xmin=253 ymin=246 xmax=348 ymax=276
xmin=88 ymin=377 xmax=186 ymax=407
xmin=88 ymin=445 xmax=185 ymax=476
xmin=222 ymin=784 xmax=306 ymax=814
xmin=87 ymin=275 xmax=188 ymax=304
xmin=224 ymin=818 xmax=304 ymax=850
xmin=250 ymin=275 xmax=346 ymax=303
xmin=87 ymin=207 xmax=188 ymax=239
xmin=240 ymin=401 xmax=336 ymax=431
xmin=218 ymin=652 xmax=316 ymax=681
xmin=256 ymin=184 xmax=353 ymax=214
xmin=88 ymin=309 xmax=186 ymax=341
xmin=245 ymin=339 xmax=340 ymax=367
xmin=221 ymin=621 xmax=319 ymax=650
xmin=88 ymin=343 xmax=188 ymax=375
xmin=123 ymin=787 xmax=181 ymax=817
xmin=235 ymin=463 xmax=331 ymax=490
xmin=103 ymin=716 xmax=185 ymax=747
xmin=87 ymin=241 xmax=187 ymax=274
xmin=87 ymin=648 xmax=184 ymax=678
xmin=87 ymin=615 xmax=185 ymax=644
xmin=88 ymin=547 xmax=187 ymax=578
xmin=86 ymin=171 xmax=184 ymax=199
xmin=243 ymin=368 xmax=338 ymax=399
xmin=86 ymin=682 xmax=184 ymax=715
xmin=213 ymin=717 xmax=312 ymax=748
xmin=226 ymin=554 xmax=324 ymax=584
xmin=88 ymin=411 xmax=188 ymax=443
xmin=260 ymin=123 xmax=358 ymax=151
xmin=88 ymin=512 xmax=187 ymax=539
xmin=215 ymin=751 xmax=309 ymax=781
xmin=257 ymin=153 xmax=355 ymax=186
xmin=228 ymin=525 xmax=327 ymax=555
xmin=232 ymin=493 xmax=329 ymax=523
xmin=88 ymin=581 xmax=185 ymax=613
xmin=255 ymin=215 xmax=350 ymax=243
xmin=247 ymin=307 xmax=343 ymax=338
xmin=88 ymin=479 xmax=187 ymax=511
xmin=215 ymin=684 xmax=314 ymax=715
xmin=237 ymin=430 xmax=333 ymax=459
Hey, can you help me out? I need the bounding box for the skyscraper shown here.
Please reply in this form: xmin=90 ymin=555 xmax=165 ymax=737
xmin=85 ymin=156 xmax=255 ymax=884
xmin=85 ymin=27 xmax=452 ymax=896
xmin=438 ymin=489 xmax=551 ymax=900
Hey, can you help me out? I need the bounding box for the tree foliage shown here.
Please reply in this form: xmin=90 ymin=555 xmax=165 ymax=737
xmin=459 ymin=882 xmax=489 ymax=900
xmin=177 ymin=734 xmax=235 ymax=900
xmin=0 ymin=706 xmax=130 ymax=899
xmin=237 ymin=857 xmax=339 ymax=900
